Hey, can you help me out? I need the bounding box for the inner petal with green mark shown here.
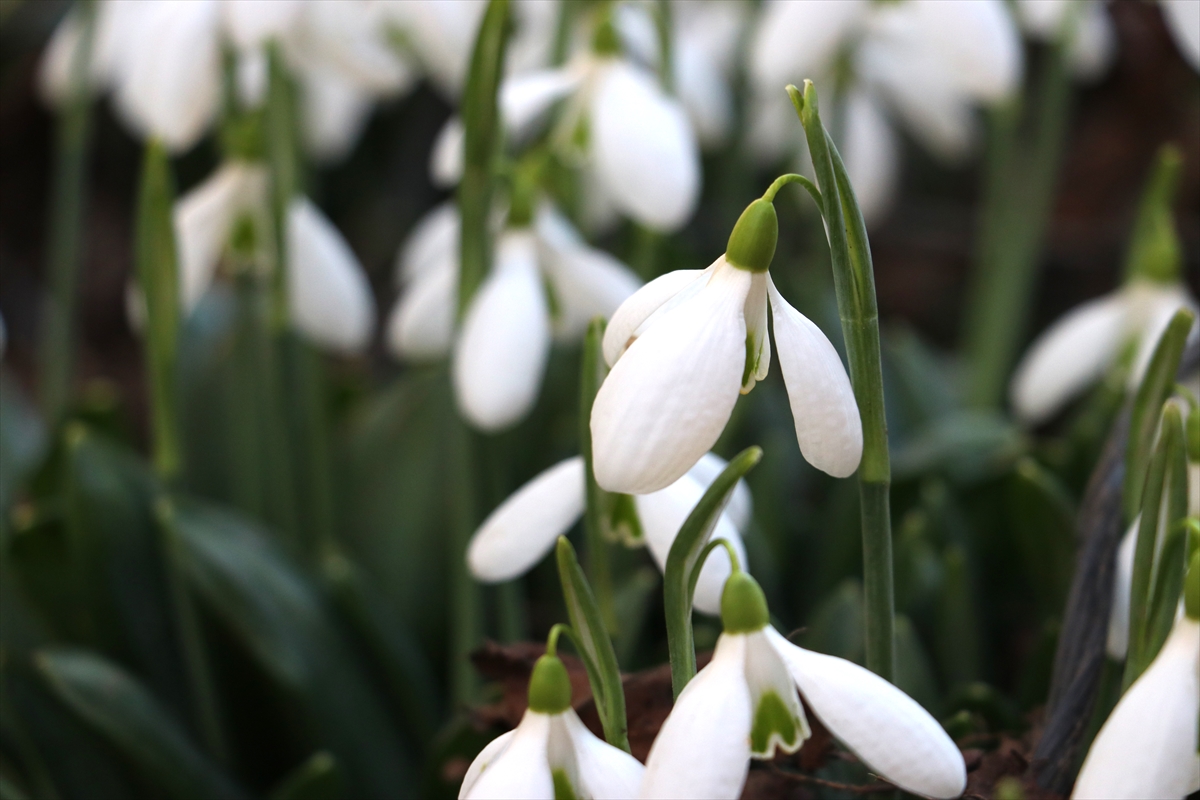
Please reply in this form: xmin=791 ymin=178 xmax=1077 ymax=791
xmin=750 ymin=690 xmax=802 ymax=757
xmin=551 ymin=768 xmax=578 ymax=800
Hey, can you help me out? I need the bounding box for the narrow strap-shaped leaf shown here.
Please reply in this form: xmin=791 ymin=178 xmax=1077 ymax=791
xmin=35 ymin=649 xmax=247 ymax=800
xmin=580 ymin=318 xmax=617 ymax=631
xmin=265 ymin=42 xmax=299 ymax=332
xmin=458 ymin=0 xmax=510 ymax=316
xmin=135 ymin=141 xmax=182 ymax=482
xmin=268 ymin=752 xmax=342 ymax=800
xmin=1124 ymin=308 xmax=1194 ymax=521
xmin=1124 ymin=400 xmax=1187 ymax=690
xmin=1008 ymin=458 xmax=1076 ymax=617
xmin=663 ymin=446 xmax=762 ymax=698
xmin=555 ymin=537 xmax=629 ymax=752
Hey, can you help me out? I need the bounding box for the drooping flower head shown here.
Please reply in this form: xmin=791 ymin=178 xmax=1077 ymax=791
xmin=591 ymin=193 xmax=862 ymax=495
xmin=640 ymin=569 xmax=967 ymax=799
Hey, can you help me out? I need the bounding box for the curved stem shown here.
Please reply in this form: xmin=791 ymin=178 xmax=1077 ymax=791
xmin=688 ymin=538 xmax=741 ymax=607
xmin=544 ymin=623 xmax=573 ymax=658
xmin=762 ymin=173 xmax=823 ymax=213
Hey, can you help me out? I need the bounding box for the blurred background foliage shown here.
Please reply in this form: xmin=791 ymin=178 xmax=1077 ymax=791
xmin=0 ymin=1 xmax=1198 ymax=799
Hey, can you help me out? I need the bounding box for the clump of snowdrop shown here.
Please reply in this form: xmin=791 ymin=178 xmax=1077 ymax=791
xmin=41 ymin=0 xmax=419 ymax=160
xmin=168 ymin=160 xmax=376 ymax=353
xmin=1074 ymin=552 xmax=1200 ymax=800
xmin=466 ymin=452 xmax=751 ymax=614
xmin=590 ymin=193 xmax=862 ymax=495
xmin=386 ymin=199 xmax=640 ymax=431
xmin=746 ymin=0 xmax=1022 ymax=224
xmin=459 ymin=632 xmax=644 ymax=799
xmin=640 ymin=569 xmax=966 ymax=799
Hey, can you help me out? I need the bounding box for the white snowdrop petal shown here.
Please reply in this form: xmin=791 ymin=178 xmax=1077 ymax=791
xmin=298 ymin=0 xmax=413 ymax=95
xmin=297 ymin=64 xmax=376 ymax=163
xmin=385 ymin=259 xmax=456 ymax=360
xmin=743 ymin=272 xmax=770 ymax=392
xmin=591 ymin=61 xmax=700 ymax=232
xmin=768 ymin=277 xmax=863 ymax=479
xmin=562 ymin=711 xmax=645 ymax=798
xmin=386 ymin=0 xmax=488 ymax=99
xmin=544 ymin=245 xmax=642 ymax=341
xmin=452 ymin=231 xmax=551 ymax=431
xmin=640 ymin=634 xmax=752 ymax=800
xmin=467 ymin=457 xmax=585 ymax=583
xmin=114 ymin=0 xmax=221 ymax=152
xmin=842 ymin=90 xmax=900 ymax=226
xmin=634 ymin=473 xmax=747 ymax=616
xmin=458 ymin=729 xmax=516 ymax=799
xmin=396 ymin=202 xmax=460 ymax=286
xmin=1105 ymin=519 xmax=1139 ymax=661
xmin=1069 ymin=3 xmax=1115 ymax=80
xmin=223 ymin=0 xmax=299 ymax=49
xmin=749 ymin=0 xmax=867 ymax=93
xmin=675 ymin=37 xmax=734 ymax=149
xmin=462 ymin=710 xmax=555 ymax=800
xmin=286 ymin=198 xmax=376 ymax=353
xmin=591 ymin=264 xmax=751 ymax=494
xmin=1073 ymin=618 xmax=1200 ymax=799
xmin=1009 ymin=291 xmax=1129 ymax=424
xmin=686 ymin=452 xmax=753 ymax=534
xmin=601 ymin=269 xmax=704 ymax=366
xmin=430 ymin=116 xmax=465 ymax=188
xmin=500 ymin=68 xmax=582 ymax=140
xmin=173 ymin=162 xmax=267 ymax=313
xmin=767 ymin=628 xmax=966 ymax=800
xmin=1163 ymin=0 xmax=1200 ymax=72
xmin=743 ymin=630 xmax=809 ymax=759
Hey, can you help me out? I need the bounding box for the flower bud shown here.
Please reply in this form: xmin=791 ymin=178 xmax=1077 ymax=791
xmin=527 ymin=654 xmax=572 ymax=714
xmin=721 ymin=570 xmax=769 ymax=633
xmin=1124 ymin=145 xmax=1182 ymax=285
xmin=725 ymin=199 xmax=778 ymax=273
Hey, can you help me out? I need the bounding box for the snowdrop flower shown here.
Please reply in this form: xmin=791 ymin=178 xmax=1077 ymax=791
xmin=591 ymin=197 xmax=862 ymax=495
xmin=466 ymin=452 xmax=751 ymax=614
xmin=41 ymin=0 xmax=414 ymax=158
xmin=1074 ymin=555 xmax=1200 ymax=799
xmin=1014 ymin=0 xmax=1115 ymax=80
xmin=747 ymin=0 xmax=1022 ymax=224
xmin=460 ymin=637 xmax=644 ymax=799
xmin=1009 ymin=279 xmax=1197 ymax=424
xmin=640 ymin=571 xmax=966 ymax=799
xmin=491 ymin=16 xmax=701 ymax=232
xmin=386 ymin=202 xmax=640 ymax=431
xmin=1162 ymin=0 xmax=1200 ymax=72
xmin=169 ymin=161 xmax=375 ymax=352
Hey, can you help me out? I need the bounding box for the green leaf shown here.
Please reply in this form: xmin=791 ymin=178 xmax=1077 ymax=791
xmin=458 ymin=0 xmax=510 ymax=314
xmin=663 ymin=446 xmax=762 ymax=697
xmin=268 ymin=752 xmax=342 ymax=800
xmin=168 ymin=500 xmax=415 ymax=796
xmin=892 ymin=411 xmax=1026 ymax=483
xmin=1122 ymin=144 xmax=1182 ymax=284
xmin=1007 ymin=458 xmax=1076 ymax=616
xmin=1124 ymin=308 xmax=1194 ymax=521
xmin=0 ymin=370 xmax=46 ymax=522
xmin=579 ymin=318 xmax=617 ymax=632
xmin=895 ymin=615 xmax=939 ymax=713
xmin=34 ymin=648 xmax=246 ymax=800
xmin=554 ymin=537 xmax=628 ymax=752
xmin=935 ymin=544 xmax=983 ymax=687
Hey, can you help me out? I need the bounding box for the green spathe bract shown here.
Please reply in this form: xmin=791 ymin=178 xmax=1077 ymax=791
xmin=725 ymin=199 xmax=778 ymax=273
xmin=527 ymin=654 xmax=572 ymax=715
xmin=750 ymin=691 xmax=800 ymax=756
xmin=721 ymin=572 xmax=769 ymax=634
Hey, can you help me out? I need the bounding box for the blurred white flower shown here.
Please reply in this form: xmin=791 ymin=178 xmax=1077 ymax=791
xmin=591 ymin=256 xmax=861 ymax=495
xmin=466 ymin=451 xmax=752 ymax=615
xmin=169 ymin=161 xmax=375 ymax=352
xmin=459 ymin=654 xmax=644 ymax=800
xmin=641 ymin=574 xmax=966 ymax=800
xmin=747 ymin=0 xmax=1022 ymax=224
xmin=1015 ymin=0 xmax=1116 ymax=80
xmin=387 ymin=203 xmax=640 ymax=430
xmin=40 ymin=0 xmax=416 ymax=159
xmin=1009 ymin=280 xmax=1197 ymax=424
xmin=1074 ymin=611 xmax=1200 ymax=799
xmin=1162 ymin=0 xmax=1200 ymax=72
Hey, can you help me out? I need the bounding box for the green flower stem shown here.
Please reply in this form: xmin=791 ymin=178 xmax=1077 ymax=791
xmin=689 ymin=538 xmax=741 ymax=602
xmin=654 ymin=0 xmax=674 ymax=93
xmin=134 ymin=141 xmax=183 ymax=483
xmin=580 ymin=318 xmax=617 ymax=632
xmin=283 ymin=337 xmax=335 ymax=558
xmin=664 ymin=447 xmax=761 ymax=697
xmin=265 ymin=43 xmax=299 ymax=334
xmin=962 ymin=40 xmax=1072 ymax=409
xmin=790 ymin=82 xmax=895 ymax=681
xmin=458 ymin=0 xmax=510 ymax=317
xmin=39 ymin=0 xmax=97 ymax=423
